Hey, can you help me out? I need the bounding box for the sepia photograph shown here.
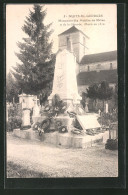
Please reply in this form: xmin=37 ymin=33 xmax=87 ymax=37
xmin=6 ymin=4 xmax=118 ymax=179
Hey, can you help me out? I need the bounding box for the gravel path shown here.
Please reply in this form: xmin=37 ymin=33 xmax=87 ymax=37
xmin=7 ymin=133 xmax=118 ymax=178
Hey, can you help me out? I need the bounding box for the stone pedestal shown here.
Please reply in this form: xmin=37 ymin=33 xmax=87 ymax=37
xmin=22 ymin=109 xmax=31 ymax=127
xmin=33 ymin=97 xmax=40 ymax=117
xmin=33 ymin=105 xmax=40 ymax=116
xmin=13 ymin=128 xmax=104 ymax=149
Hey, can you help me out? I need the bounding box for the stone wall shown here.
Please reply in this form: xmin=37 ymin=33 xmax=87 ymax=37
xmin=79 ymin=60 xmax=117 ymax=73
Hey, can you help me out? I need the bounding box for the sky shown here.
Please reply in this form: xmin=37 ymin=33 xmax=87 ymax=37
xmin=6 ymin=4 xmax=117 ymax=73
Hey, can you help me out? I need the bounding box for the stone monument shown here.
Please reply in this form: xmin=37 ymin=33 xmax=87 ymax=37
xmin=48 ymin=37 xmax=81 ymax=106
xmin=47 ymin=37 xmax=82 ymax=132
xmin=12 ymin=29 xmax=103 ymax=148
xmin=48 ymin=36 xmax=101 ymax=132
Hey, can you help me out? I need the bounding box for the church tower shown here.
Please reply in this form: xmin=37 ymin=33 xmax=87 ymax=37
xmin=58 ymin=26 xmax=89 ymax=63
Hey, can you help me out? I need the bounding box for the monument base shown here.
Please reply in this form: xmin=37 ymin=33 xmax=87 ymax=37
xmin=12 ymin=128 xmax=106 ymax=148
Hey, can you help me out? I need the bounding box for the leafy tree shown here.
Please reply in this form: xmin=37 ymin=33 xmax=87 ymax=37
xmin=12 ymin=4 xmax=55 ymax=104
xmin=86 ymin=81 xmax=113 ymax=111
xmin=98 ymin=81 xmax=113 ymax=110
xmin=86 ymin=83 xmax=99 ymax=107
xmin=6 ymin=72 xmax=19 ymax=103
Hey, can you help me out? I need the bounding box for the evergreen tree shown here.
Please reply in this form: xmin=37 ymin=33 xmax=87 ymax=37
xmin=6 ymin=72 xmax=19 ymax=103
xmin=12 ymin=4 xmax=55 ymax=104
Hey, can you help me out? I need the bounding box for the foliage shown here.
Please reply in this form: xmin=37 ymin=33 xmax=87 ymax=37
xmin=97 ymin=81 xmax=113 ymax=101
xmin=87 ymin=81 xmax=113 ymax=101
xmin=6 ymin=73 xmax=19 ymax=103
xmin=8 ymin=104 xmax=22 ymax=118
xmin=52 ymin=94 xmax=61 ymax=107
xmin=105 ymin=139 xmax=118 ymax=150
xmin=86 ymin=83 xmax=99 ymax=101
xmin=98 ymin=110 xmax=118 ymax=126
xmin=52 ymin=94 xmax=67 ymax=114
xmin=7 ymin=116 xmax=22 ymax=131
xmin=55 ymin=120 xmax=62 ymax=131
xmin=32 ymin=118 xmax=52 ymax=133
xmin=12 ymin=4 xmax=55 ymax=104
xmin=86 ymin=81 xmax=113 ymax=111
xmin=7 ymin=104 xmax=22 ymax=131
xmin=42 ymin=94 xmax=67 ymax=117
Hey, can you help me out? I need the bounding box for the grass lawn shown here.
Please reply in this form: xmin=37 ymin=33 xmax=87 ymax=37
xmin=7 ymin=161 xmax=49 ymax=178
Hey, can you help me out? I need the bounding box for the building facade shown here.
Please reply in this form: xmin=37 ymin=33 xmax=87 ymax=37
xmin=58 ymin=26 xmax=89 ymax=63
xmin=78 ymin=51 xmax=117 ymax=94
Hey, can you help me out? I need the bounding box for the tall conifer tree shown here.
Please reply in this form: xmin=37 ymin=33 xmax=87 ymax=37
xmin=6 ymin=72 xmax=19 ymax=103
xmin=12 ymin=4 xmax=55 ymax=103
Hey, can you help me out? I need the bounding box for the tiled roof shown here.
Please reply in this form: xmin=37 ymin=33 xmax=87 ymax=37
xmin=58 ymin=26 xmax=89 ymax=38
xmin=77 ymin=69 xmax=118 ymax=85
xmin=80 ymin=50 xmax=117 ymax=65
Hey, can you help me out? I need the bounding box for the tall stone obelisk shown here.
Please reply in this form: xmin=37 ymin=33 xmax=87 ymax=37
xmin=48 ymin=36 xmax=81 ymax=105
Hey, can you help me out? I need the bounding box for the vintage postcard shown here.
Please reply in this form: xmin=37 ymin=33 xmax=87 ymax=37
xmin=5 ymin=3 xmax=125 ymax=188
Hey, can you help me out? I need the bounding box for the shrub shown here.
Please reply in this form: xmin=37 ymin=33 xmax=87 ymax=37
xmin=105 ymin=139 xmax=118 ymax=150
xmin=7 ymin=104 xmax=22 ymax=131
xmin=7 ymin=116 xmax=22 ymax=131
xmin=98 ymin=111 xmax=118 ymax=126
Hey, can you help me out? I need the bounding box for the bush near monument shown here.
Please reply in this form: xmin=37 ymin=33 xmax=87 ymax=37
xmin=7 ymin=116 xmax=22 ymax=132
xmin=7 ymin=104 xmax=22 ymax=131
xmin=98 ymin=110 xmax=118 ymax=127
xmin=105 ymin=139 xmax=118 ymax=150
